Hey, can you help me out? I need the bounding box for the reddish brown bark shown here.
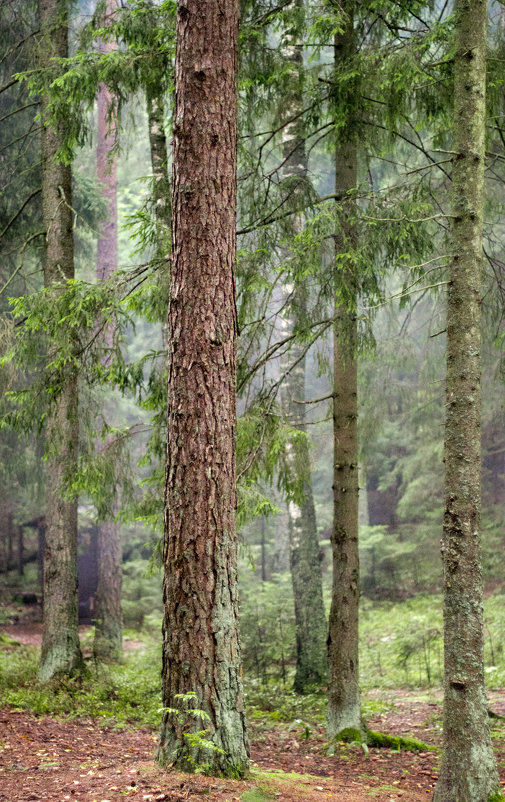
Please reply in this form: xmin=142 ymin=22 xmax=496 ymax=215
xmin=158 ymin=0 xmax=249 ymax=775
xmin=93 ymin=0 xmax=122 ymax=662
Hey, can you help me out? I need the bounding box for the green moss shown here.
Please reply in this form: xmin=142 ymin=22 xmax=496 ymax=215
xmin=333 ymin=727 xmax=363 ymax=743
xmin=488 ymin=790 xmax=505 ymax=802
xmin=241 ymin=789 xmax=274 ymax=802
xmin=366 ymin=730 xmax=435 ymax=752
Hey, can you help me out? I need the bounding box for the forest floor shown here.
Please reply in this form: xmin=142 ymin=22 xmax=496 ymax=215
xmin=1 ymin=624 xmax=505 ymax=802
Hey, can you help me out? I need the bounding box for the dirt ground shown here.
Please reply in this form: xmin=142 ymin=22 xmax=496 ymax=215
xmin=1 ymin=625 xmax=505 ymax=802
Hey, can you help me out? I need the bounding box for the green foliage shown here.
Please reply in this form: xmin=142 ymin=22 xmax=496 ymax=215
xmin=0 ymin=640 xmax=162 ymax=729
xmin=160 ymin=692 xmax=225 ymax=767
xmin=17 ymin=0 xmax=176 ymax=163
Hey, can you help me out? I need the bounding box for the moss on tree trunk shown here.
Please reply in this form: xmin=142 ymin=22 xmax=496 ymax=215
xmin=38 ymin=0 xmax=83 ymax=684
xmin=327 ymin=1 xmax=362 ymax=740
xmin=433 ymin=1 xmax=501 ymax=800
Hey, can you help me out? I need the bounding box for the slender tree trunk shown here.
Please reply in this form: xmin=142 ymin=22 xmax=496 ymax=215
xmin=16 ymin=525 xmax=24 ymax=576
xmin=93 ymin=0 xmax=123 ymax=662
xmin=433 ymin=1 xmax=500 ymax=799
xmin=158 ymin=0 xmax=249 ymax=775
xmin=279 ymin=1 xmax=327 ymax=694
xmin=6 ymin=512 xmax=13 ymax=572
xmin=38 ymin=0 xmax=83 ymax=683
xmin=146 ymin=85 xmax=171 ymax=346
xmin=146 ymin=86 xmax=170 ymax=237
xmin=327 ymin=2 xmax=362 ymax=740
xmin=37 ymin=520 xmax=45 ymax=599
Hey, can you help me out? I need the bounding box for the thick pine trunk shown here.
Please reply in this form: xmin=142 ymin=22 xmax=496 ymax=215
xmin=279 ymin=1 xmax=327 ymax=695
xmin=93 ymin=1 xmax=123 ymax=662
xmin=327 ymin=3 xmax=362 ymax=740
xmin=38 ymin=0 xmax=83 ymax=683
xmin=433 ymin=1 xmax=501 ymax=800
xmin=158 ymin=0 xmax=249 ymax=776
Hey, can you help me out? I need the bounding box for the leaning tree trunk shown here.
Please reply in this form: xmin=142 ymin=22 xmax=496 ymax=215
xmin=279 ymin=0 xmax=327 ymax=694
xmin=327 ymin=1 xmax=362 ymax=741
xmin=93 ymin=0 xmax=123 ymax=662
xmin=433 ymin=1 xmax=501 ymax=799
xmin=157 ymin=0 xmax=249 ymax=776
xmin=38 ymin=0 xmax=83 ymax=684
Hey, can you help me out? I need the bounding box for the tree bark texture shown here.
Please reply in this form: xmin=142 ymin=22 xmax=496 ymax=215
xmin=433 ymin=2 xmax=501 ymax=800
xmin=147 ymin=86 xmax=170 ymax=240
xmin=38 ymin=0 xmax=83 ymax=683
xmin=327 ymin=2 xmax=362 ymax=740
xmin=146 ymin=86 xmax=171 ymax=347
xmin=279 ymin=0 xmax=327 ymax=695
xmin=158 ymin=0 xmax=249 ymax=776
xmin=93 ymin=0 xmax=123 ymax=663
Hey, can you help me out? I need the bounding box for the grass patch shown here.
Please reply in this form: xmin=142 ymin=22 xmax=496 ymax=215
xmin=0 ymin=638 xmax=162 ymax=728
xmin=241 ymin=789 xmax=274 ymax=802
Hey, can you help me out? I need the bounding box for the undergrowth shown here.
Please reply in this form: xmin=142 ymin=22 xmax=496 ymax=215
xmin=0 ymin=640 xmax=161 ymax=728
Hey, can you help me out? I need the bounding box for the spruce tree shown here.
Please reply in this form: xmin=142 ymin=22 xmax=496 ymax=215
xmin=279 ymin=0 xmax=327 ymax=695
xmin=433 ymin=0 xmax=502 ymax=798
xmin=38 ymin=0 xmax=83 ymax=683
xmin=327 ymin=0 xmax=362 ymax=740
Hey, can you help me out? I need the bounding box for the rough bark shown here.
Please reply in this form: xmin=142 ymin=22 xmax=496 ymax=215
xmin=93 ymin=0 xmax=123 ymax=662
xmin=279 ymin=0 xmax=327 ymax=695
xmin=327 ymin=2 xmax=362 ymax=740
xmin=433 ymin=1 xmax=501 ymax=800
xmin=158 ymin=0 xmax=249 ymax=776
xmin=38 ymin=0 xmax=83 ymax=683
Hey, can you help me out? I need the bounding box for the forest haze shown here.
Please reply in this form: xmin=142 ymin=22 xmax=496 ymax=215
xmin=1 ymin=0 xmax=505 ymax=800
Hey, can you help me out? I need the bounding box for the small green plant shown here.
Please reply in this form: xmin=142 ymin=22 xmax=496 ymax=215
xmin=160 ymin=691 xmax=224 ymax=767
xmin=287 ymin=718 xmax=311 ymax=739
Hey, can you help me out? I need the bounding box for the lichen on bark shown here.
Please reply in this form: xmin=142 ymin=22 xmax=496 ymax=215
xmin=433 ymin=1 xmax=501 ymax=800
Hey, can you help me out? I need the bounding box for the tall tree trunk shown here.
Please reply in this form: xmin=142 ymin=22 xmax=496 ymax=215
xmin=327 ymin=2 xmax=362 ymax=740
xmin=279 ymin=0 xmax=327 ymax=695
xmin=158 ymin=0 xmax=249 ymax=776
xmin=433 ymin=1 xmax=500 ymax=799
xmin=38 ymin=0 xmax=83 ymax=683
xmin=93 ymin=0 xmax=123 ymax=662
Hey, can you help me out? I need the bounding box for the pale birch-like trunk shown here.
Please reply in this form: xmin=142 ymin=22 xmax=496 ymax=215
xmin=278 ymin=0 xmax=327 ymax=695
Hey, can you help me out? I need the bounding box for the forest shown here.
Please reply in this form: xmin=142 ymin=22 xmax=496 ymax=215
xmin=1 ymin=0 xmax=505 ymax=800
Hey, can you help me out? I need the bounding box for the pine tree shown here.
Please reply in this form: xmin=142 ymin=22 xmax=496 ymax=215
xmin=433 ymin=0 xmax=502 ymax=799
xmin=93 ymin=0 xmax=123 ymax=662
xmin=157 ymin=0 xmax=249 ymax=775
